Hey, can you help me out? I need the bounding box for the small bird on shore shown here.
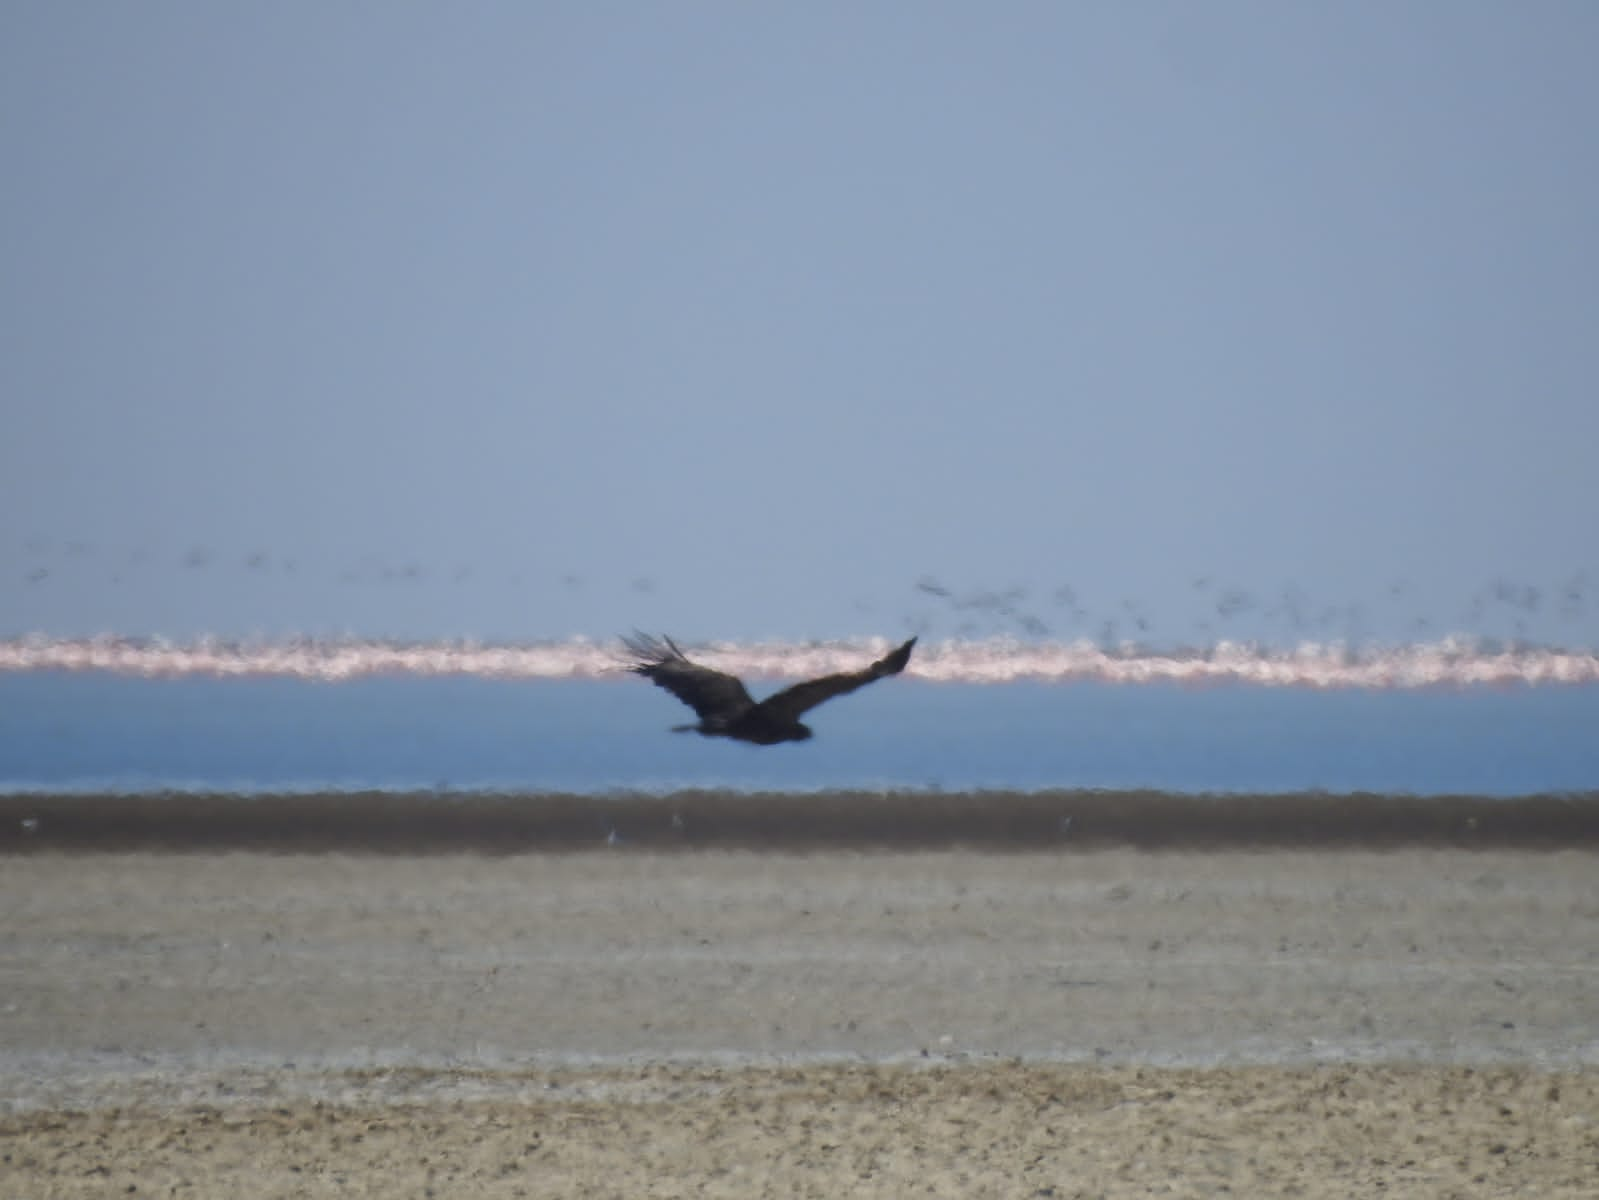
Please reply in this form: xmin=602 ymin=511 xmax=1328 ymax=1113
xmin=622 ymin=634 xmax=917 ymax=745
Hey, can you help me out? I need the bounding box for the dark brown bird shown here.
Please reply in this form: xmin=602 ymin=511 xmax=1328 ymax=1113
xmin=623 ymin=633 xmax=917 ymax=745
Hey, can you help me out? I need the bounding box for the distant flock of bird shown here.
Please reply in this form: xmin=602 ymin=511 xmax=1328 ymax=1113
xmin=11 ymin=539 xmax=1595 ymax=645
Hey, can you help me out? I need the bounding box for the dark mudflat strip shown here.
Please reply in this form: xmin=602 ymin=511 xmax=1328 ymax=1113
xmin=3 ymin=789 xmax=1598 ymax=853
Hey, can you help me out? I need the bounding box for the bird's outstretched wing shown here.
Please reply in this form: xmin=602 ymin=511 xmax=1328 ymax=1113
xmin=622 ymin=633 xmax=755 ymax=721
xmin=754 ymin=637 xmax=917 ymax=724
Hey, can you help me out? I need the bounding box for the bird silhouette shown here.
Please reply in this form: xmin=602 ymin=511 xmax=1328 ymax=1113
xmin=623 ymin=633 xmax=917 ymax=745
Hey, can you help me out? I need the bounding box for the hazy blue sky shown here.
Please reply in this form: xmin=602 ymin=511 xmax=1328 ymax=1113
xmin=5 ymin=2 xmax=1597 ymax=645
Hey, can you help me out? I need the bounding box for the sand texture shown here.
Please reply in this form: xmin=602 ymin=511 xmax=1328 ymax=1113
xmin=4 ymin=844 xmax=1597 ymax=1196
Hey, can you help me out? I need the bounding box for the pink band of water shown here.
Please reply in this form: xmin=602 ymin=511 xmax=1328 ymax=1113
xmin=3 ymin=636 xmax=1597 ymax=688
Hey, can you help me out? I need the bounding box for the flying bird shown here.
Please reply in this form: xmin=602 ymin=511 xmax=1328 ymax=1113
xmin=623 ymin=633 xmax=917 ymax=745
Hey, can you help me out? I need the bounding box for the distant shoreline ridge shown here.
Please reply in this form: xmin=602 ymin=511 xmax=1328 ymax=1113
xmin=2 ymin=634 xmax=1597 ymax=688
xmin=5 ymin=788 xmax=1599 ymax=853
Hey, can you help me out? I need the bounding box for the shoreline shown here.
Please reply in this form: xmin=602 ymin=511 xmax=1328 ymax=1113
xmin=5 ymin=788 xmax=1599 ymax=853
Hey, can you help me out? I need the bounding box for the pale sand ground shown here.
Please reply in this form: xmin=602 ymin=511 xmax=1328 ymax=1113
xmin=3 ymin=849 xmax=1597 ymax=1196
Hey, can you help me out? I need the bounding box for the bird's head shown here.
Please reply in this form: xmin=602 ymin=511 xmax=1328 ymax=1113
xmin=793 ymin=724 xmax=814 ymax=742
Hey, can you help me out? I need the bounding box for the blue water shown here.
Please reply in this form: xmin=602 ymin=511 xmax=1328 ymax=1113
xmin=4 ymin=672 xmax=1598 ymax=795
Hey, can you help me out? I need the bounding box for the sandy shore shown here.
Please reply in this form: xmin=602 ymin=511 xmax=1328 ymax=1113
xmin=4 ymin=847 xmax=1597 ymax=1195
xmin=6 ymin=1061 xmax=1597 ymax=1198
